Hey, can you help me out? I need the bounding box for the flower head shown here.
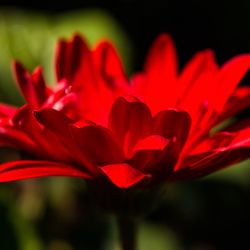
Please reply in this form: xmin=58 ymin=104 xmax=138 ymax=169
xmin=0 ymin=34 xmax=250 ymax=190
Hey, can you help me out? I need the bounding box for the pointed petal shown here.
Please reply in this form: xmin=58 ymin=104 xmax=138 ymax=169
xmin=55 ymin=34 xmax=90 ymax=83
xmin=31 ymin=66 xmax=48 ymax=104
xmin=213 ymin=54 xmax=250 ymax=112
xmin=177 ymin=49 xmax=216 ymax=103
xmin=12 ymin=61 xmax=48 ymax=108
xmin=108 ymin=96 xmax=152 ymax=156
xmin=93 ymin=40 xmax=129 ymax=90
xmin=100 ymin=163 xmax=151 ymax=188
xmin=143 ymin=34 xmax=178 ymax=112
xmin=0 ymin=160 xmax=91 ymax=182
xmin=12 ymin=61 xmax=37 ymax=107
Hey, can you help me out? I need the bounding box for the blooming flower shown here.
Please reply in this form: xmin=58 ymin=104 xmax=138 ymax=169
xmin=0 ymin=34 xmax=250 ymax=189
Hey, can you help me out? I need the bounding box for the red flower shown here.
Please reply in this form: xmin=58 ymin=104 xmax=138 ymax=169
xmin=0 ymin=34 xmax=250 ymax=189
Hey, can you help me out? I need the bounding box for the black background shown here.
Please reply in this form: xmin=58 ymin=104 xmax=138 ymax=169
xmin=1 ymin=0 xmax=250 ymax=68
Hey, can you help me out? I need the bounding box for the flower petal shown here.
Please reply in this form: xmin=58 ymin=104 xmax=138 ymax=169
xmin=215 ymin=86 xmax=250 ymax=124
xmin=130 ymin=136 xmax=177 ymax=181
xmin=0 ymin=103 xmax=17 ymax=118
xmin=143 ymin=34 xmax=177 ymax=112
xmin=35 ymin=108 xmax=100 ymax=173
xmin=108 ymin=96 xmax=152 ymax=156
xmin=12 ymin=61 xmax=48 ymax=108
xmin=153 ymin=109 xmax=191 ymax=151
xmin=93 ymin=40 xmax=129 ymax=90
xmin=212 ymin=54 xmax=250 ymax=112
xmin=70 ymin=124 xmax=123 ymax=167
xmin=55 ymin=34 xmax=90 ymax=83
xmin=172 ymin=128 xmax=250 ymax=181
xmin=100 ymin=163 xmax=151 ymax=188
xmin=177 ymin=49 xmax=216 ymax=104
xmin=0 ymin=160 xmax=91 ymax=182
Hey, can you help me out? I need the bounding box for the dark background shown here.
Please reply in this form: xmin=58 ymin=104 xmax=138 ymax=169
xmin=1 ymin=0 xmax=250 ymax=68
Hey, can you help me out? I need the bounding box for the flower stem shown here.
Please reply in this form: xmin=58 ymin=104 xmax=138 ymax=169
xmin=116 ymin=216 xmax=138 ymax=250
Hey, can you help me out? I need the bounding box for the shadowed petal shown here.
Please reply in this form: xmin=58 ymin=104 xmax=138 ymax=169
xmin=130 ymin=136 xmax=177 ymax=181
xmin=153 ymin=109 xmax=191 ymax=151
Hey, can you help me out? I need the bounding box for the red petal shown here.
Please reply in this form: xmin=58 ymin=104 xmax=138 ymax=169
xmin=100 ymin=163 xmax=151 ymax=188
xmin=13 ymin=61 xmax=37 ymax=107
xmin=0 ymin=125 xmax=37 ymax=153
xmin=35 ymin=108 xmax=99 ymax=172
xmin=14 ymin=107 xmax=72 ymax=162
xmin=130 ymin=136 xmax=177 ymax=181
xmin=172 ymin=127 xmax=250 ymax=181
xmin=70 ymin=124 xmax=123 ymax=168
xmin=31 ymin=66 xmax=48 ymax=105
xmin=55 ymin=34 xmax=90 ymax=83
xmin=190 ymin=132 xmax=235 ymax=154
xmin=171 ymin=145 xmax=250 ymax=181
xmin=153 ymin=109 xmax=191 ymax=150
xmin=216 ymin=86 xmax=250 ymax=124
xmin=177 ymin=49 xmax=216 ymax=104
xmin=108 ymin=96 xmax=152 ymax=156
xmin=0 ymin=103 xmax=17 ymax=118
xmin=12 ymin=61 xmax=47 ymax=108
xmin=0 ymin=160 xmax=91 ymax=182
xmin=133 ymin=135 xmax=169 ymax=151
xmin=93 ymin=40 xmax=129 ymax=91
xmin=212 ymin=54 xmax=250 ymax=112
xmin=143 ymin=34 xmax=178 ymax=112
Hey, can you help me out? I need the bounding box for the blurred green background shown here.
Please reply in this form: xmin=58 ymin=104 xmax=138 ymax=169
xmin=1 ymin=2 xmax=250 ymax=250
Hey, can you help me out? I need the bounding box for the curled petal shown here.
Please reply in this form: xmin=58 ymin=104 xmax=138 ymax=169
xmin=100 ymin=163 xmax=151 ymax=188
xmin=130 ymin=136 xmax=177 ymax=181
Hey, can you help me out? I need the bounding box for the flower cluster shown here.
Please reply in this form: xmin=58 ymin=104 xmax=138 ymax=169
xmin=0 ymin=34 xmax=250 ymax=189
